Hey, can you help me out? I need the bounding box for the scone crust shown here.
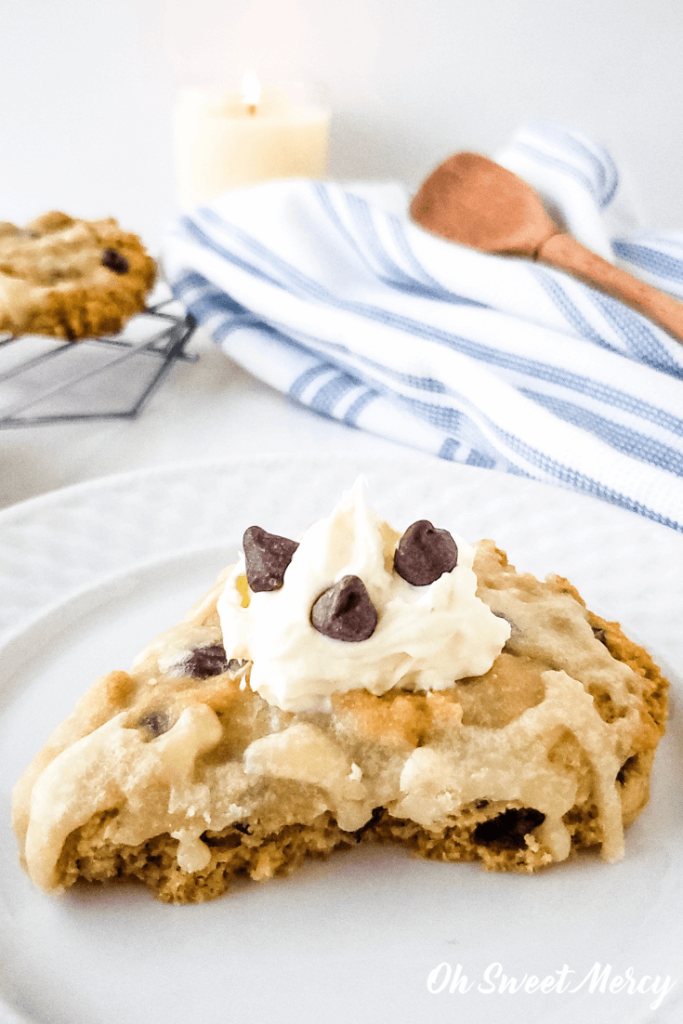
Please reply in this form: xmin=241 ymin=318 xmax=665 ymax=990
xmin=0 ymin=212 xmax=156 ymax=339
xmin=13 ymin=543 xmax=669 ymax=901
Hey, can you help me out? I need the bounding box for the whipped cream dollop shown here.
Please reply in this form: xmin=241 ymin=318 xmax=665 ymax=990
xmin=217 ymin=480 xmax=510 ymax=712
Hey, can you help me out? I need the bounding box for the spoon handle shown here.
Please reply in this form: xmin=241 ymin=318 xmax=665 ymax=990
xmin=537 ymin=232 xmax=683 ymax=343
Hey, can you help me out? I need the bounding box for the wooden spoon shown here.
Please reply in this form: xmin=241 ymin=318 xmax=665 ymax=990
xmin=410 ymin=151 xmax=683 ymax=343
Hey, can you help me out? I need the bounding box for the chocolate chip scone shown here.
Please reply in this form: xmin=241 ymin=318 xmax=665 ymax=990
xmin=0 ymin=211 xmax=156 ymax=339
xmin=12 ymin=483 xmax=668 ymax=903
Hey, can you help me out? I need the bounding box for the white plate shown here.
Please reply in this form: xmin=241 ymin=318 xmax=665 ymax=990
xmin=1 ymin=454 xmax=682 ymax=1024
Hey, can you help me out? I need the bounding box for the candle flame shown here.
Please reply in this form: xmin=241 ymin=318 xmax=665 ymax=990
xmin=242 ymin=70 xmax=261 ymax=113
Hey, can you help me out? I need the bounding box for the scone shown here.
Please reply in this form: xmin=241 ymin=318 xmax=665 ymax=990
xmin=0 ymin=211 xmax=156 ymax=340
xmin=12 ymin=482 xmax=668 ymax=903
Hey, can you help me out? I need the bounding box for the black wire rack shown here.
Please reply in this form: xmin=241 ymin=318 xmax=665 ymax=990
xmin=0 ymin=299 xmax=198 ymax=428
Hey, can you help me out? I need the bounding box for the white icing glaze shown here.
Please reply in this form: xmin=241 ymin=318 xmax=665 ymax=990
xmin=24 ymin=703 xmax=222 ymax=892
xmin=0 ymin=275 xmax=33 ymax=307
xmin=394 ymin=670 xmax=639 ymax=862
xmin=171 ymin=829 xmax=213 ymax=873
xmin=244 ymin=722 xmax=368 ymax=830
xmin=21 ymin=662 xmax=642 ymax=891
xmin=218 ymin=479 xmax=510 ymax=712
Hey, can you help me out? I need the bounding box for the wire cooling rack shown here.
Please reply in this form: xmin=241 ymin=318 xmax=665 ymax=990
xmin=0 ymin=298 xmax=198 ymax=429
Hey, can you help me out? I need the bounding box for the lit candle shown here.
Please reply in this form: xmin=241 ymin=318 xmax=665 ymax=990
xmin=173 ymin=73 xmax=331 ymax=209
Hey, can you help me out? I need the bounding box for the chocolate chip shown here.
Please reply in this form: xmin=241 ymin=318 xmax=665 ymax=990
xmin=138 ymin=710 xmax=171 ymax=738
xmin=617 ymin=755 xmax=638 ymax=785
xmin=353 ymin=806 xmax=384 ymax=842
xmin=183 ymin=644 xmax=229 ymax=678
xmin=227 ymin=658 xmax=247 ymax=673
xmin=243 ymin=526 xmax=299 ymax=592
xmin=102 ymin=248 xmax=129 ymax=274
xmin=202 ymin=832 xmax=242 ymax=849
xmin=473 ymin=807 xmax=545 ymax=849
xmin=394 ymin=520 xmax=458 ymax=586
xmin=311 ymin=575 xmax=378 ymax=642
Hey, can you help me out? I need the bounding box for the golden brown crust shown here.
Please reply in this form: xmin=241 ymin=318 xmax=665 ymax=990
xmin=58 ymin=811 xmax=353 ymax=904
xmin=55 ymin=799 xmax=560 ymax=903
xmin=14 ymin=540 xmax=670 ymax=900
xmin=584 ymin=611 xmax=667 ymax=829
xmin=331 ymin=688 xmax=461 ymax=749
xmin=0 ymin=212 xmax=156 ymax=339
xmin=11 ymin=670 xmax=137 ymax=849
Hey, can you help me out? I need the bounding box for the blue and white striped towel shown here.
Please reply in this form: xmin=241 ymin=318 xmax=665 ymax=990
xmin=163 ymin=121 xmax=683 ymax=532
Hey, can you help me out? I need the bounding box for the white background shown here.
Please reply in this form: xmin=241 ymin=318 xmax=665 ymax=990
xmin=1 ymin=0 xmax=683 ymax=249
xmin=2 ymin=12 xmax=683 ymax=1020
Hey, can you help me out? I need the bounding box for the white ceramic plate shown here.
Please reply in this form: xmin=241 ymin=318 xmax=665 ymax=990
xmin=1 ymin=454 xmax=682 ymax=1024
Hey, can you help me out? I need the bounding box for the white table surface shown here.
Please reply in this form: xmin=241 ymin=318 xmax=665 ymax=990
xmin=0 ymin=324 xmax=418 ymax=513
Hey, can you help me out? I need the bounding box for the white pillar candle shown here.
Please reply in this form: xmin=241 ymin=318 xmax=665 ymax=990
xmin=173 ymin=75 xmax=330 ymax=209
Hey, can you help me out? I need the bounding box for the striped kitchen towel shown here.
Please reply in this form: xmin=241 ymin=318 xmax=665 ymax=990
xmin=163 ymin=121 xmax=683 ymax=532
